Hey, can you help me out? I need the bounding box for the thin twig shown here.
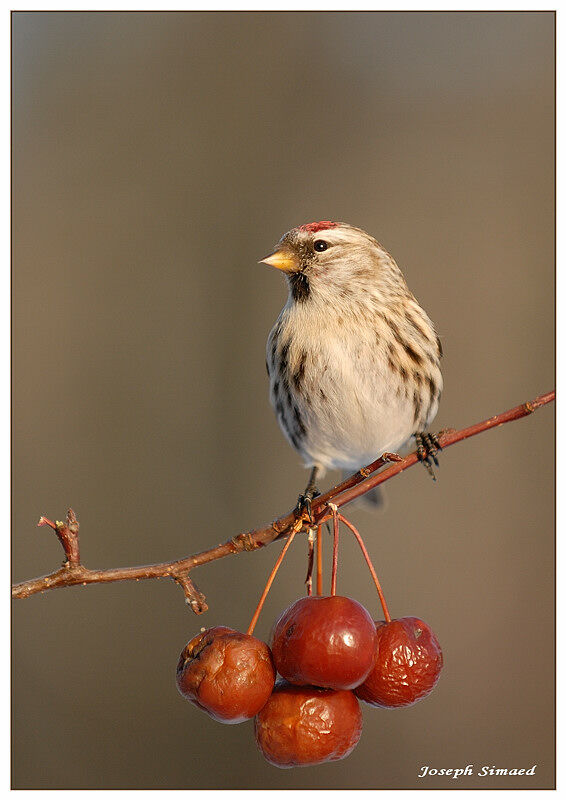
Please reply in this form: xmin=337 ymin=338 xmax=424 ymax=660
xmin=11 ymin=390 xmax=554 ymax=608
xmin=305 ymin=528 xmax=315 ymax=596
xmin=339 ymin=514 xmax=391 ymax=623
xmin=173 ymin=574 xmax=208 ymax=614
xmin=316 ymin=524 xmax=323 ymax=596
xmin=330 ymin=505 xmax=339 ymax=596
xmin=246 ymin=522 xmax=299 ymax=636
xmin=37 ymin=509 xmax=80 ymax=566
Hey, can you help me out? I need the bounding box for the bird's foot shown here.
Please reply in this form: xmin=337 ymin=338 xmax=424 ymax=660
xmin=415 ymin=431 xmax=443 ymax=481
xmin=295 ymin=488 xmax=321 ymax=525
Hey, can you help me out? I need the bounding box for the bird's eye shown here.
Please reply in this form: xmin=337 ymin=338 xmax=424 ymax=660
xmin=313 ymin=240 xmax=328 ymax=252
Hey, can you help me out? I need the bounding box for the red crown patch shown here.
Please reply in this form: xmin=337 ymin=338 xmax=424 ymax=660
xmin=298 ymin=221 xmax=339 ymax=234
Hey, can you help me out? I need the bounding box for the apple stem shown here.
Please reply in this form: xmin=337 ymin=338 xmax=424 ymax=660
xmin=305 ymin=528 xmax=315 ymax=596
xmin=246 ymin=521 xmax=300 ymax=636
xmin=338 ymin=514 xmax=392 ymax=623
xmin=330 ymin=504 xmax=339 ymax=596
xmin=316 ymin=524 xmax=323 ymax=596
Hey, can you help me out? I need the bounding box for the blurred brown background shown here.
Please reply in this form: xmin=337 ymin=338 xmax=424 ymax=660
xmin=12 ymin=11 xmax=554 ymax=790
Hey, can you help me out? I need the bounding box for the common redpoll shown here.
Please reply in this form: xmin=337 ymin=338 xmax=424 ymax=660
xmin=261 ymin=221 xmax=443 ymax=510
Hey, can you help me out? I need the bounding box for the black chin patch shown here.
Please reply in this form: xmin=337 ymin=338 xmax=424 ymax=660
xmin=289 ymin=271 xmax=310 ymax=302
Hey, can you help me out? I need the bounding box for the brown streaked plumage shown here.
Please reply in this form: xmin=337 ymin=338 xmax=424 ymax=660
xmin=261 ymin=221 xmax=443 ymax=505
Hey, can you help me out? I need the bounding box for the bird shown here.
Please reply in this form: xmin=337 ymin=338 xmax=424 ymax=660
xmin=261 ymin=221 xmax=443 ymax=515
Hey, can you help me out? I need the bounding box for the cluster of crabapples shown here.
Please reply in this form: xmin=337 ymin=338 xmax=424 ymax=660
xmin=175 ymin=515 xmax=443 ymax=768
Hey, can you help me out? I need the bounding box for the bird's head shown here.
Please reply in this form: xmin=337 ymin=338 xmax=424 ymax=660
xmin=260 ymin=221 xmax=405 ymax=304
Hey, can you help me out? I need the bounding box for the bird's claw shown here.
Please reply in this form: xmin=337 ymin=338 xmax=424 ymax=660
xmin=415 ymin=432 xmax=443 ymax=481
xmin=296 ymin=489 xmax=320 ymax=524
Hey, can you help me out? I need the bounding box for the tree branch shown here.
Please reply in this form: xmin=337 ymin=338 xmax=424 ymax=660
xmin=11 ymin=390 xmax=554 ymax=608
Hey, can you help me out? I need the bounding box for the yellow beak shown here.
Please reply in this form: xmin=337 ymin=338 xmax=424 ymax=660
xmin=259 ymin=248 xmax=300 ymax=273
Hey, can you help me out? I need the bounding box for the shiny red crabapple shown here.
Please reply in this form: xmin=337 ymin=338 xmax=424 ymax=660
xmin=270 ymin=595 xmax=377 ymax=690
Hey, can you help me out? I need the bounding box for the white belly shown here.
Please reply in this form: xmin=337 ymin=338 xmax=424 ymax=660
xmin=299 ymin=352 xmax=417 ymax=472
xmin=268 ymin=300 xmax=441 ymax=475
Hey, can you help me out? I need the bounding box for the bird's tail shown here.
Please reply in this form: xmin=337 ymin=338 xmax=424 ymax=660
xmin=341 ymin=473 xmax=387 ymax=512
xmin=362 ymin=485 xmax=387 ymax=510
